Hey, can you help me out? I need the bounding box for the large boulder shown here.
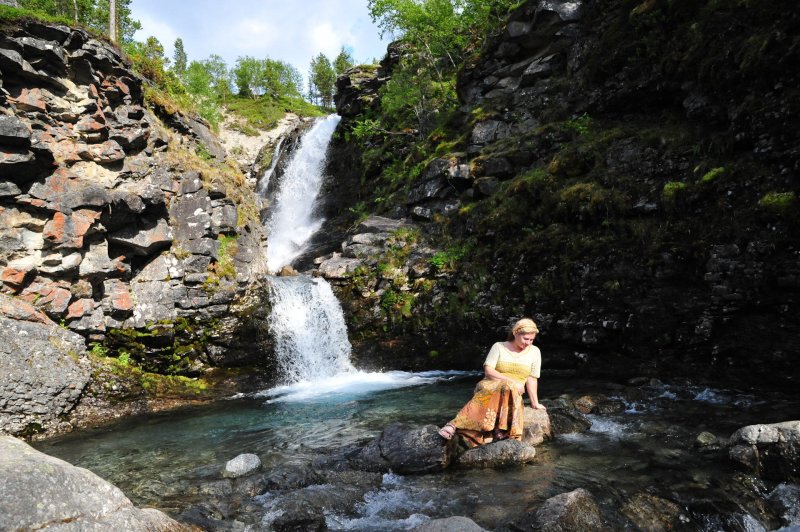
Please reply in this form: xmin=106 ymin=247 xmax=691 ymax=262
xmin=0 ymin=436 xmax=186 ymax=531
xmin=525 ymin=488 xmax=604 ymax=531
xmin=729 ymin=421 xmax=800 ymax=481
xmin=548 ymin=403 xmax=592 ymax=435
xmin=457 ymin=439 xmax=537 ymax=468
xmin=621 ymin=492 xmax=690 ymax=531
xmin=0 ymin=295 xmax=89 ymax=438
xmin=523 ymin=406 xmax=553 ymax=444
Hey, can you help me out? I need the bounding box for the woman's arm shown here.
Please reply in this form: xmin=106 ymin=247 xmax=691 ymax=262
xmin=484 ymin=365 xmax=525 ymax=393
xmin=526 ymin=376 xmax=546 ymax=409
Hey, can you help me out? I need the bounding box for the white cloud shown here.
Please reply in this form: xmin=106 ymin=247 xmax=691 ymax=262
xmin=130 ymin=0 xmax=390 ymax=73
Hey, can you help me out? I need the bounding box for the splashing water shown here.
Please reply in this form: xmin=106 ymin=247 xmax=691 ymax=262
xmin=256 ymin=137 xmax=284 ymax=196
xmin=264 ymin=114 xmax=341 ymax=272
xmin=267 ymin=275 xmax=354 ymax=384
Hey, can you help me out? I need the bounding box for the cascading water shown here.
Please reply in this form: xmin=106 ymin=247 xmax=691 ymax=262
xmin=260 ymin=114 xmax=465 ymax=400
xmin=264 ymin=114 xmax=340 ymax=273
xmin=267 ymin=275 xmax=355 ymax=382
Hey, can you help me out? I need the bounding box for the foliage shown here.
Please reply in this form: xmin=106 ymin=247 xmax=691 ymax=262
xmin=429 ymin=242 xmax=471 ymax=272
xmin=233 ymin=55 xmax=302 ymax=99
xmin=172 ymin=37 xmax=187 ymax=78
xmin=17 ymin=0 xmax=140 ymax=41
xmin=564 ymin=113 xmax=593 ymax=135
xmin=308 ymin=52 xmax=336 ymax=108
xmin=333 ymin=46 xmax=355 ymax=76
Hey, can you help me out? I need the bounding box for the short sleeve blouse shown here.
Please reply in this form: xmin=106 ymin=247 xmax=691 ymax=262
xmin=483 ymin=341 xmax=541 ymax=383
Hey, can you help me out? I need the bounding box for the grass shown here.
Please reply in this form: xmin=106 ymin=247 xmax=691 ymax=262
xmin=164 ymin=141 xmax=259 ymax=227
xmin=225 ymin=95 xmax=326 ymax=132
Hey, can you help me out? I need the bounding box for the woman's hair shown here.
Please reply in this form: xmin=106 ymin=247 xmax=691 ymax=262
xmin=507 ymin=318 xmax=539 ymax=340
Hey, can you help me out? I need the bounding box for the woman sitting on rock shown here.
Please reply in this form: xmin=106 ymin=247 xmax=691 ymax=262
xmin=438 ymin=318 xmax=546 ymax=447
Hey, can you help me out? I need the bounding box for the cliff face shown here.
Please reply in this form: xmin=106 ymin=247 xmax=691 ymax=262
xmin=0 ymin=18 xmax=272 ymax=437
xmin=326 ymin=0 xmax=800 ymax=386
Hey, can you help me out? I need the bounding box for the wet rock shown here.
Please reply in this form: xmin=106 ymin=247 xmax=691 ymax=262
xmin=379 ymin=423 xmax=456 ymax=474
xmin=413 ymin=516 xmax=488 ymax=531
xmin=457 ymin=439 xmax=537 ymax=468
xmin=621 ymin=492 xmax=690 ymax=531
xmin=223 ymin=453 xmax=262 ymax=478
xmin=695 ymin=431 xmax=723 ymax=452
xmin=523 ymin=406 xmax=552 ymax=445
xmin=0 ymin=436 xmax=185 ymax=531
xmin=548 ymin=404 xmax=592 ymax=435
xmin=729 ymin=421 xmax=800 ymax=481
xmin=526 ymin=488 xmax=604 ymax=531
xmin=768 ymin=483 xmax=800 ymax=528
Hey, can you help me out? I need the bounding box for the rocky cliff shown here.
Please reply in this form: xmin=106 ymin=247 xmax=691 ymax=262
xmin=323 ymin=0 xmax=799 ymax=386
xmin=0 ymin=17 xmax=273 ymax=438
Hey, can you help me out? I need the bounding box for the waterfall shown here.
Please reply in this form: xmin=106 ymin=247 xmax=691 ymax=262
xmin=267 ymin=276 xmax=355 ymax=383
xmin=261 ymin=114 xmax=354 ymax=386
xmin=259 ymin=114 xmax=466 ymax=400
xmin=264 ymin=114 xmax=340 ymax=273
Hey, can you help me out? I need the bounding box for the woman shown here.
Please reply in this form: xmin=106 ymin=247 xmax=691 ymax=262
xmin=438 ymin=318 xmax=546 ymax=447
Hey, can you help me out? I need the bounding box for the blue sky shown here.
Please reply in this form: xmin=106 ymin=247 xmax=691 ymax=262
xmin=130 ymin=0 xmax=392 ymax=83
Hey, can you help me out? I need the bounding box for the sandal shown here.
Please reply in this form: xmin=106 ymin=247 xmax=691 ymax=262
xmin=438 ymin=423 xmax=456 ymax=440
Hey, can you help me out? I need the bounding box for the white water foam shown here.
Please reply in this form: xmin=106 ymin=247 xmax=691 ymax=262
xmin=264 ymin=114 xmax=341 ymax=272
xmin=267 ymin=275 xmax=355 ymax=384
xmin=259 ymin=370 xmax=474 ymax=403
xmin=587 ymin=414 xmax=632 ymax=439
xmin=326 ymin=473 xmax=435 ymax=531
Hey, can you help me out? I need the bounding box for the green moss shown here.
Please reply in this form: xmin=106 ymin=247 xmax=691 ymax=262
xmin=700 ymin=167 xmax=725 ymax=183
xmin=663 ymin=181 xmax=688 ymax=200
xmin=758 ymin=191 xmax=797 ymax=216
xmin=0 ymin=5 xmax=73 ymax=26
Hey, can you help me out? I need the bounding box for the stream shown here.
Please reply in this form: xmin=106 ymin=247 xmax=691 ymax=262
xmin=35 ymin=376 xmax=800 ymax=530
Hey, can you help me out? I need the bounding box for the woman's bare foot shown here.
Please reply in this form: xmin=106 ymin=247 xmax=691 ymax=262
xmin=438 ymin=423 xmax=456 ymax=440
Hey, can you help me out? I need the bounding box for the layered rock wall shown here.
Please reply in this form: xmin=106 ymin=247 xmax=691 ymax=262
xmin=0 ymin=19 xmax=272 ymax=436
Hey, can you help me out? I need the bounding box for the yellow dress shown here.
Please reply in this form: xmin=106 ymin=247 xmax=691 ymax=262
xmin=448 ymin=342 xmax=541 ymax=447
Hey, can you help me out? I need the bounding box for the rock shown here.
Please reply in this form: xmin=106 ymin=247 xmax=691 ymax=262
xmin=695 ymin=431 xmax=722 ymax=452
xmin=729 ymin=421 xmax=800 ymax=481
xmin=379 ymin=423 xmax=456 ymax=474
xmin=223 ymin=453 xmax=261 ymax=478
xmin=0 ymin=115 xmax=31 ymax=148
xmin=768 ymin=483 xmax=800 ymax=528
xmin=523 ymin=406 xmax=552 ymax=445
xmin=108 ymin=218 xmax=173 ymax=256
xmin=621 ymin=492 xmax=690 ymax=531
xmin=317 ymin=254 xmax=364 ymax=279
xmin=458 ymin=439 xmax=537 ymax=468
xmin=528 ymin=488 xmax=604 ymax=531
xmin=0 ymin=436 xmax=185 ymax=530
xmin=356 ymin=215 xmax=412 ymax=234
xmin=0 ymin=295 xmax=88 ymax=437
xmin=413 ymin=516 xmax=488 ymax=531
xmin=549 ymin=404 xmax=592 ymax=435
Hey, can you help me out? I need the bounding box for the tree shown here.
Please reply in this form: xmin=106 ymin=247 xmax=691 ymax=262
xmin=262 ymin=58 xmax=302 ymax=98
xmin=203 ymin=54 xmax=232 ymax=101
xmin=108 ymin=0 xmax=116 ymax=42
xmin=308 ymin=53 xmax=335 ymax=108
xmin=333 ymin=46 xmax=354 ymax=77
xmin=233 ymin=56 xmax=264 ymax=98
xmin=173 ymin=38 xmax=187 ymax=78
xmin=18 ymin=0 xmax=142 ymax=42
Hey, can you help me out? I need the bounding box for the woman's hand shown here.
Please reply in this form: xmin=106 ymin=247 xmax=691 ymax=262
xmin=516 ymin=382 xmax=525 ymax=394
xmin=532 ymin=403 xmax=547 ymax=410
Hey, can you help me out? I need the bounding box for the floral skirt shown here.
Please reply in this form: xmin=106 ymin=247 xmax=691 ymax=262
xmin=448 ymin=378 xmax=524 ymax=448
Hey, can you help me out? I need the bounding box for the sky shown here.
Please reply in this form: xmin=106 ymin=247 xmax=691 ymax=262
xmin=130 ymin=0 xmax=392 ymax=86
